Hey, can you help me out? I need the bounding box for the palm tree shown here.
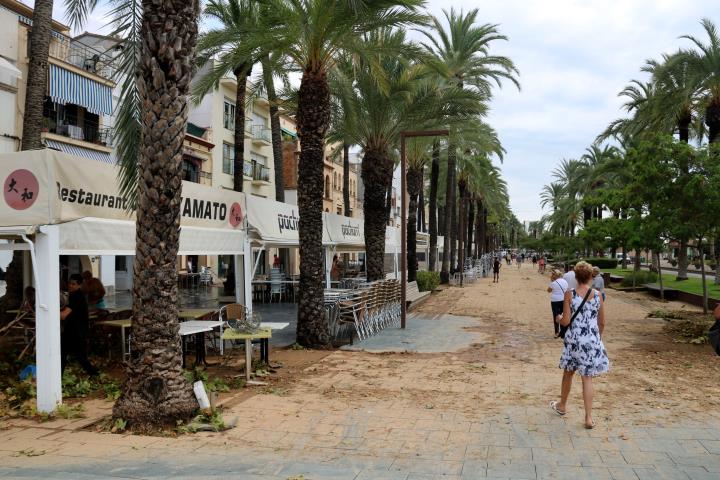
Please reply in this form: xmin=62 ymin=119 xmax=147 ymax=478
xmin=676 ymin=18 xmax=720 ymax=143
xmin=421 ymin=7 xmax=519 ymax=283
xmin=427 ymin=140 xmax=441 ymax=271
xmin=194 ymin=0 xmax=260 ymax=193
xmin=260 ymin=53 xmax=290 ymax=201
xmin=244 ymin=0 xmax=426 ymax=345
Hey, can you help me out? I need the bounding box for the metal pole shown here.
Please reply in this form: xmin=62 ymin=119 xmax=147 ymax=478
xmin=400 ymin=133 xmax=407 ymax=328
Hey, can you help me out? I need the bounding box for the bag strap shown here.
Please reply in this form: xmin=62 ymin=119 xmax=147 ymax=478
xmin=569 ymin=288 xmax=593 ymax=323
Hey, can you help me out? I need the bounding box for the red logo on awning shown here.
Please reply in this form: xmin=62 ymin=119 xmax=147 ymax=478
xmin=229 ymin=202 xmax=243 ymax=228
xmin=4 ymin=169 xmax=39 ymax=210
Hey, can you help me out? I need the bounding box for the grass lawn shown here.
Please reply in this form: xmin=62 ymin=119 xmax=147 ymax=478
xmin=603 ymin=267 xmax=720 ymax=300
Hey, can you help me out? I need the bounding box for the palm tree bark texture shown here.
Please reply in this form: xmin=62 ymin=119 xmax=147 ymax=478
xmin=362 ymin=146 xmax=393 ymax=282
xmin=343 ymin=143 xmax=351 ymax=216
xmin=428 ymin=142 xmax=440 ymax=271
xmin=466 ymin=196 xmax=474 ymax=259
xmin=233 ymin=64 xmax=250 ymax=192
xmin=417 ymin=166 xmax=425 ymax=232
xmin=263 ymin=56 xmax=284 ymax=202
xmin=441 ymin=145 xmax=456 ymax=283
xmin=457 ymin=178 xmax=466 ymax=275
xmin=113 ymin=0 xmax=200 ymax=428
xmin=406 ymin=166 xmax=422 ymax=282
xmin=0 ymin=0 xmax=56 ymax=313
xmin=295 ymin=70 xmax=332 ymax=347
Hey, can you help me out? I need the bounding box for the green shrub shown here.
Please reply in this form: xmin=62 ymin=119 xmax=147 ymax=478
xmin=620 ymin=271 xmax=658 ymax=287
xmin=416 ymin=271 xmax=440 ymax=292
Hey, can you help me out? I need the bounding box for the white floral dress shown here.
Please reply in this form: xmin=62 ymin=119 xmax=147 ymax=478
xmin=558 ymin=289 xmax=610 ymax=376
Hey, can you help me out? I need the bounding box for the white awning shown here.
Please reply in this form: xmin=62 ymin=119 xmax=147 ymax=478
xmin=324 ymin=213 xmax=364 ymax=251
xmin=246 ymin=195 xmax=331 ymax=247
xmin=46 ymin=139 xmax=112 ymax=164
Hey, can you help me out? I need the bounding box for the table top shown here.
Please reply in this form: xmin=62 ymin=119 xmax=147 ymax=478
xmin=179 ymin=323 xmax=214 ymax=336
xmin=252 ymin=279 xmax=299 ymax=284
xmin=97 ymin=318 xmax=132 ymax=328
xmin=259 ymin=322 xmax=290 ymax=330
xmin=221 ymin=327 xmax=272 ymax=340
xmin=178 ymin=309 xmax=216 ymax=319
xmin=182 ymin=320 xmax=223 ymax=329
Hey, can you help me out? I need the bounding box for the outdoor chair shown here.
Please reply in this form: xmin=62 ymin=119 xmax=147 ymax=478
xmin=336 ymin=290 xmax=367 ymax=343
xmin=218 ymin=303 xmax=248 ymax=355
xmin=198 ymin=267 xmax=213 ymax=288
xmin=269 ymin=270 xmax=285 ymax=303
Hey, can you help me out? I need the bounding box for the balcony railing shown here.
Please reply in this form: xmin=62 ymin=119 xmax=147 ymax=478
xmin=252 ymin=162 xmax=270 ymax=182
xmin=66 ymin=43 xmax=117 ymax=79
xmin=46 ymin=120 xmax=113 ymax=147
xmin=251 ymin=124 xmax=271 ymax=143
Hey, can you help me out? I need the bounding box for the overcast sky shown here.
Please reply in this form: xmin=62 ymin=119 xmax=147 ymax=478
xmin=43 ymin=0 xmax=716 ymax=223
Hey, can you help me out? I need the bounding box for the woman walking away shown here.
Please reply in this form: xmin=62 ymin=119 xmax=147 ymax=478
xmin=550 ymin=261 xmax=609 ymax=429
xmin=547 ymin=269 xmax=569 ymax=338
xmin=493 ymin=257 xmax=501 ymax=283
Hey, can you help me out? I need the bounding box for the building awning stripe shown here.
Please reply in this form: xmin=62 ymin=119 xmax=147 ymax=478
xmin=49 ymin=64 xmax=113 ymax=116
xmin=45 ymin=140 xmax=113 ymax=165
xmin=281 ymin=127 xmax=297 ymax=138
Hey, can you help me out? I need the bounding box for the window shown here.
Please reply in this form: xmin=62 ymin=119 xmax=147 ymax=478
xmin=250 ymin=152 xmax=267 ymax=166
xmin=337 ymin=206 xmax=342 ymax=215
xmin=222 ymin=142 xmax=234 ymax=175
xmin=182 ymin=158 xmax=199 ymax=183
xmin=115 ymin=256 xmax=127 ymax=271
xmin=251 ymin=110 xmax=267 ymax=128
xmin=325 ymin=175 xmax=330 ymax=199
xmin=223 ymin=101 xmax=235 ymax=130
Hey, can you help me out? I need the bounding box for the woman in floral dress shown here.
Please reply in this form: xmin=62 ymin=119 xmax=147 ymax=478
xmin=550 ymin=261 xmax=609 ymax=429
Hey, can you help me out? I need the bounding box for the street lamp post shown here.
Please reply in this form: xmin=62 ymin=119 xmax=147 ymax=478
xmin=400 ymin=130 xmax=449 ymax=329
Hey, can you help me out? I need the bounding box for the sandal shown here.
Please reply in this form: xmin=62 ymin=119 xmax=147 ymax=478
xmin=550 ymin=400 xmax=566 ymax=416
xmin=584 ymin=420 xmax=595 ymax=429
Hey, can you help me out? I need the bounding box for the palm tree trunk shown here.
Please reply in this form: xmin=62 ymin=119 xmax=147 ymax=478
xmin=22 ymin=0 xmax=53 ymax=151
xmin=704 ymin=100 xmax=719 ymax=143
xmin=677 ymin=238 xmax=689 ymax=280
xmin=343 ymin=143 xmax=351 ymax=216
xmin=437 ymin=205 xmax=445 ymax=235
xmin=112 ymin=0 xmax=200 ymax=429
xmin=474 ymin=199 xmax=482 ymax=258
xmin=295 ymin=70 xmax=332 ymax=347
xmin=262 ymin=56 xmax=284 ymax=202
xmin=407 ymin=167 xmax=421 ymax=282
xmin=457 ymin=179 xmax=466 ymax=280
xmin=441 ymin=144 xmax=455 ymax=283
xmin=450 ymin=189 xmax=458 ymax=273
xmin=428 ymin=146 xmax=438 ymax=269
xmin=362 ymin=146 xmax=392 ymax=282
xmin=385 ymin=181 xmax=392 ymax=224
xmin=233 ymin=65 xmax=250 ymax=192
xmin=418 ymin=166 xmax=425 ymax=232
xmin=467 ymin=195 xmax=474 ymax=259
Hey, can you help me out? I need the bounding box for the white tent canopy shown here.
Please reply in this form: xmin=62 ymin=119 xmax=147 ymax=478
xmin=0 ymin=149 xmax=250 ymax=412
xmin=324 ymin=213 xmax=364 ymax=251
xmin=245 ymin=195 xmax=330 ymax=247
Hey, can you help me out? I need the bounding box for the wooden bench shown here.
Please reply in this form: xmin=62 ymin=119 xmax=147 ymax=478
xmin=644 ymin=283 xmax=679 ymax=300
xmin=609 ymin=274 xmax=624 ymax=283
xmin=407 ymin=280 xmax=431 ymax=310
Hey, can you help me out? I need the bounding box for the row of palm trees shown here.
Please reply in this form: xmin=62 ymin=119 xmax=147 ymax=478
xmin=16 ymin=0 xmax=519 ymax=428
xmin=538 ymin=18 xmax=720 ymax=281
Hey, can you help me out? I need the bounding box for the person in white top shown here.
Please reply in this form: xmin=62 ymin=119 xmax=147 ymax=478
xmin=563 ymin=268 xmax=577 ymax=289
xmin=548 ymin=269 xmax=569 ymax=337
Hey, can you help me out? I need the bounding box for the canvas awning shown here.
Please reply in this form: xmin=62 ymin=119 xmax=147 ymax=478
xmin=45 ymin=139 xmax=113 ymax=164
xmin=0 ymin=149 xmax=247 ymax=251
xmin=324 ymin=213 xmax=364 ymax=251
xmin=49 ymin=64 xmax=113 ymax=115
xmin=245 ymin=195 xmax=330 ymax=247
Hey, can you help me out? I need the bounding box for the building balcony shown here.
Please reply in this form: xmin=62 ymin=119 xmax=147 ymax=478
xmin=251 ymin=124 xmax=271 ymax=145
xmin=244 ymin=118 xmax=253 ymax=139
xmin=251 ymin=162 xmax=270 ymax=184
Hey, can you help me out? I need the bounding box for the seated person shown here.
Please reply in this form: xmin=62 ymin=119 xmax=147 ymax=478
xmin=81 ymin=270 xmax=106 ymax=310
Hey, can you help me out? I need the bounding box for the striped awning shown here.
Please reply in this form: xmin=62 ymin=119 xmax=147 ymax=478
xmin=45 ymin=140 xmax=113 ymax=165
xmin=49 ymin=64 xmax=113 ymax=116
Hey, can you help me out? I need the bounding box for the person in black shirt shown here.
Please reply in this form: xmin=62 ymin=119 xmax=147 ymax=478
xmin=493 ymin=257 xmax=501 ymax=283
xmin=60 ymin=274 xmax=98 ymax=375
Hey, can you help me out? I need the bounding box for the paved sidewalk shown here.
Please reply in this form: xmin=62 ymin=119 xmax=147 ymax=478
xmin=2 ymin=265 xmax=719 ymax=479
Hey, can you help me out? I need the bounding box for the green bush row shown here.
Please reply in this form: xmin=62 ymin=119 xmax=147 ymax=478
xmin=620 ymin=271 xmax=658 ymax=287
xmin=565 ymin=257 xmax=619 ymax=269
xmin=416 ymin=271 xmax=440 ymax=292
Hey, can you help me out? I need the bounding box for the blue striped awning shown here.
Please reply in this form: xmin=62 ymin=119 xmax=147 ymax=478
xmin=45 ymin=140 xmax=113 ymax=165
xmin=49 ymin=64 xmax=113 ymax=116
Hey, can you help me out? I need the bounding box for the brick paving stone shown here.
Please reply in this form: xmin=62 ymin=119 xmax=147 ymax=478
xmin=486 ymin=461 xmax=537 ymax=479
xmin=607 ymin=466 xmax=639 ymax=480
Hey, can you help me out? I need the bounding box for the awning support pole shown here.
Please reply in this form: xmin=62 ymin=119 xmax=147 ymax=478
xmin=34 ymin=225 xmax=62 ymax=413
xmin=252 ymin=246 xmax=265 ymax=277
xmin=242 ymin=238 xmax=253 ymax=317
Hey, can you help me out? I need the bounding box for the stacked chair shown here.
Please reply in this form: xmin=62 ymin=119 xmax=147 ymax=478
xmin=332 ymin=279 xmax=401 ymax=343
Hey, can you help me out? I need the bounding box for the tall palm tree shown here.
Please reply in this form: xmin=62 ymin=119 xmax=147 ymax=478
xmin=427 ymin=140 xmax=441 ymax=271
xmin=676 ymin=18 xmax=720 ymax=143
xmin=194 ymin=0 xmax=260 ymax=193
xmin=245 ymin=0 xmax=426 ymax=345
xmin=421 ymin=7 xmax=519 ymax=283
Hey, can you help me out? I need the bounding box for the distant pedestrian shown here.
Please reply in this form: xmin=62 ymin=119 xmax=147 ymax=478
xmin=563 ymin=267 xmax=577 ymax=289
xmin=550 ymin=261 xmax=609 ymax=429
xmin=516 ymin=255 xmax=522 ymax=269
xmin=538 ymin=256 xmax=546 ymax=274
xmin=547 ymin=269 xmax=569 ymax=338
xmin=592 ymin=266 xmax=606 ymax=301
xmin=61 ymin=274 xmax=99 ymax=376
xmin=532 ymin=255 xmax=538 ymax=269
xmin=493 ymin=257 xmax=501 ymax=283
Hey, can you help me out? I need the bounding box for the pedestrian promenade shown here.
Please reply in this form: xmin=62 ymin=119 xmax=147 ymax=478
xmin=1 ymin=264 xmax=719 ymax=479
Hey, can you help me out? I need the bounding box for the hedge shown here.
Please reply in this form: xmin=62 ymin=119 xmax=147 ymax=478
xmin=416 ymin=271 xmax=440 ymax=292
xmin=620 ymin=271 xmax=658 ymax=287
xmin=565 ymin=257 xmax=618 ymax=269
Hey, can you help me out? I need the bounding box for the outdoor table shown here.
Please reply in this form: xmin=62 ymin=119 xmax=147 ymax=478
xmin=252 ymin=279 xmax=299 ymax=303
xmin=179 ymin=321 xmax=218 ymax=367
xmin=221 ymin=328 xmax=272 ymax=383
xmin=178 ymin=308 xmax=216 ymax=320
xmin=97 ymin=318 xmax=132 ymax=361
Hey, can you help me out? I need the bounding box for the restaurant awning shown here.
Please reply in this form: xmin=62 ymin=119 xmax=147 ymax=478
xmin=45 ymin=139 xmax=113 ymax=164
xmin=245 ymin=195 xmax=331 ymax=247
xmin=49 ymin=64 xmax=113 ymax=115
xmin=324 ymin=213 xmax=364 ymax=251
